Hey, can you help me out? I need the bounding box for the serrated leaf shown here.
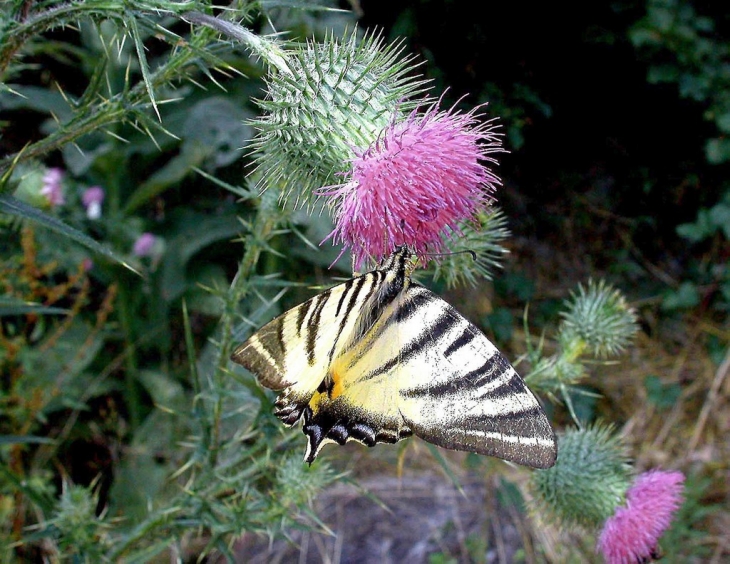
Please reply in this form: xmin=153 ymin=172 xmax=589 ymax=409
xmin=0 ymin=195 xmax=140 ymax=274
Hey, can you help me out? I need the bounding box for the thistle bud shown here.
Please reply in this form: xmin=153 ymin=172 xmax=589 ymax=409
xmin=530 ymin=425 xmax=632 ymax=529
xmin=251 ymin=32 xmax=427 ymax=206
xmin=559 ymin=280 xmax=639 ymax=358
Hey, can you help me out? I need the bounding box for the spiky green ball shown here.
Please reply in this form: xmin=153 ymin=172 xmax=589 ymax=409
xmin=559 ymin=280 xmax=639 ymax=358
xmin=530 ymin=425 xmax=632 ymax=530
xmin=251 ymin=31 xmax=428 ymax=206
xmin=52 ymin=484 xmax=102 ymax=551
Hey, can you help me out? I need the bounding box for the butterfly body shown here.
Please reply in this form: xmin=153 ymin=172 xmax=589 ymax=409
xmin=231 ymin=247 xmax=557 ymax=468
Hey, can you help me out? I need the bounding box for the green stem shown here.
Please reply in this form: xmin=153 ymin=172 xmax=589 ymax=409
xmin=182 ymin=11 xmax=291 ymax=73
xmin=0 ymin=3 xmax=224 ymax=174
xmin=117 ymin=279 xmax=141 ymax=431
xmin=207 ymin=209 xmax=280 ymax=465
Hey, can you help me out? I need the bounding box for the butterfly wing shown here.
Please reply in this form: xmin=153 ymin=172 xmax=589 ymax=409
xmin=394 ymin=284 xmax=557 ymax=469
xmin=231 ymin=272 xmax=380 ymax=421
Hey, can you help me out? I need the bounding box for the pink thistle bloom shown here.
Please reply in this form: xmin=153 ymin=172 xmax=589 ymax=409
xmin=598 ymin=470 xmax=685 ymax=564
xmin=82 ymin=186 xmax=105 ymax=219
xmin=133 ymin=233 xmax=157 ymax=257
xmin=320 ymin=102 xmax=502 ymax=268
xmin=40 ymin=168 xmax=65 ymax=207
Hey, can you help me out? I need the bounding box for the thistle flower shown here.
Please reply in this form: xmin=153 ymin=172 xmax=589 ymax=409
xmin=321 ymin=103 xmax=503 ymax=268
xmin=530 ymin=425 xmax=632 ymax=530
xmin=82 ymin=186 xmax=105 ymax=219
xmin=133 ymin=233 xmax=158 ymax=257
xmin=41 ymin=167 xmax=65 ymax=207
xmin=598 ymin=470 xmax=685 ymax=564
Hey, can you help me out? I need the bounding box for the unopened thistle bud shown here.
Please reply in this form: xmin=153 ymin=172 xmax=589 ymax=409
xmin=559 ymin=280 xmax=639 ymax=358
xmin=251 ymin=31 xmax=427 ymax=207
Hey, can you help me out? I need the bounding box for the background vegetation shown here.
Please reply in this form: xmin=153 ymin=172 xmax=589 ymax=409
xmin=1 ymin=0 xmax=727 ymax=561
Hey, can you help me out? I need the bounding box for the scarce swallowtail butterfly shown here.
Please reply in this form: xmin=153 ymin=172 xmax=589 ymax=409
xmin=231 ymin=247 xmax=557 ymax=468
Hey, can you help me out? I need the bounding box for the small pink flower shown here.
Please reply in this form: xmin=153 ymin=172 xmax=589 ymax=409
xmin=133 ymin=233 xmax=157 ymax=257
xmin=82 ymin=186 xmax=105 ymax=219
xmin=320 ymin=101 xmax=502 ymax=268
xmin=40 ymin=168 xmax=65 ymax=207
xmin=598 ymin=470 xmax=685 ymax=564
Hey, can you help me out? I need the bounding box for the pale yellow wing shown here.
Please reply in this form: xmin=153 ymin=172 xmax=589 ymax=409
xmin=231 ymin=270 xmax=386 ymax=426
xmin=394 ymin=284 xmax=557 ymax=469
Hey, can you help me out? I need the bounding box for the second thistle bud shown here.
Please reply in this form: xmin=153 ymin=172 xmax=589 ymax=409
xmin=530 ymin=425 xmax=632 ymax=530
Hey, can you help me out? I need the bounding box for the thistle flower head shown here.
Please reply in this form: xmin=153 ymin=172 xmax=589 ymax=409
xmin=598 ymin=470 xmax=685 ymax=564
xmin=251 ymin=31 xmax=428 ymax=206
xmin=133 ymin=233 xmax=158 ymax=257
xmin=530 ymin=425 xmax=632 ymax=530
xmin=321 ymin=103 xmax=502 ymax=268
xmin=41 ymin=167 xmax=65 ymax=207
xmin=559 ymin=280 xmax=639 ymax=358
xmin=82 ymin=186 xmax=105 ymax=219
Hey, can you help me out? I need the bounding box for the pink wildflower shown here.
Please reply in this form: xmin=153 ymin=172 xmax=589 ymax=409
xmin=598 ymin=470 xmax=685 ymax=564
xmin=41 ymin=168 xmax=65 ymax=207
xmin=82 ymin=186 xmax=105 ymax=219
xmin=321 ymin=102 xmax=502 ymax=268
xmin=133 ymin=233 xmax=157 ymax=257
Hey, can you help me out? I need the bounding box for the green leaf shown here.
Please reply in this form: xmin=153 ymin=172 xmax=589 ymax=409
xmin=715 ymin=112 xmax=730 ymax=134
xmin=484 ymin=308 xmax=514 ymax=345
xmin=644 ymin=375 xmax=682 ymax=410
xmin=0 ymin=296 xmax=68 ymax=316
xmin=676 ymin=208 xmax=713 ymax=242
xmin=705 ymin=138 xmax=730 ymax=164
xmin=709 ymin=203 xmax=730 ymax=238
xmin=123 ymin=143 xmax=210 ymax=214
xmin=662 ymin=282 xmax=701 ymax=310
xmin=0 ymin=195 xmax=140 ymax=275
xmin=0 ymin=435 xmax=56 ymax=445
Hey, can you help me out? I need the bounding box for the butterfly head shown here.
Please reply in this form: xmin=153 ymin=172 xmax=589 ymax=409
xmin=378 ymin=245 xmax=418 ymax=282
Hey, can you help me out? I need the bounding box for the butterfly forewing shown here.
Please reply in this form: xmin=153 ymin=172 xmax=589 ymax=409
xmin=231 ymin=272 xmax=384 ymax=406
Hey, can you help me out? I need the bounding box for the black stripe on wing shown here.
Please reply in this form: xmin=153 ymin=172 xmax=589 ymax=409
xmin=305 ymin=290 xmax=331 ymax=365
xmin=444 ymin=326 xmax=477 ymax=357
xmin=400 ymin=354 xmax=512 ymax=399
xmin=359 ymin=307 xmax=459 ymax=381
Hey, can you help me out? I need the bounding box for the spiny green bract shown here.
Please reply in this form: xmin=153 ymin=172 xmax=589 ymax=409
xmin=558 ymin=280 xmax=639 ymax=358
xmin=429 ymin=209 xmax=511 ymax=288
xmin=51 ymin=484 xmax=107 ymax=554
xmin=250 ymin=31 xmax=429 ymax=207
xmin=529 ymin=425 xmax=632 ymax=530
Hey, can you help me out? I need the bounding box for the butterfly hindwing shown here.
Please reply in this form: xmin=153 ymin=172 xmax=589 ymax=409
xmin=394 ymin=284 xmax=557 ymax=469
xmin=300 ymin=286 xmax=413 ymax=461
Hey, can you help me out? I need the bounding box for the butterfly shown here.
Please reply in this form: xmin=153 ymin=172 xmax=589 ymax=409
xmin=231 ymin=246 xmax=557 ymax=468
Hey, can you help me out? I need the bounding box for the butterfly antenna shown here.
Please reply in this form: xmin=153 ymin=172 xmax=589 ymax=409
xmin=422 ymin=249 xmax=478 ymax=261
